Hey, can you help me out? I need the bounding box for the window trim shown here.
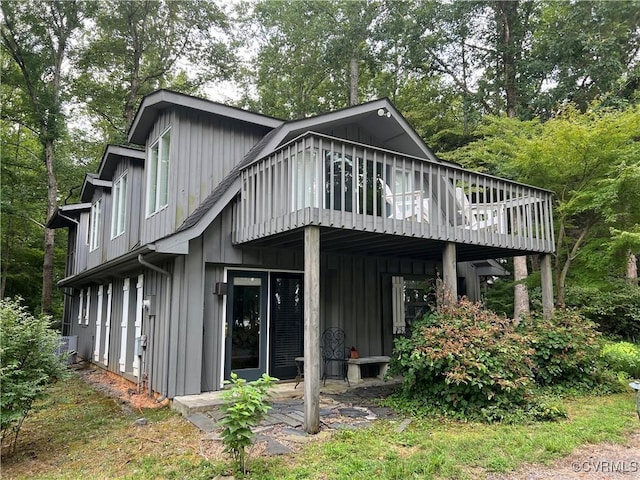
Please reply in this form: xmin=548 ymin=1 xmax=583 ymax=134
xmin=89 ymin=199 xmax=102 ymax=252
xmin=146 ymin=127 xmax=171 ymax=217
xmin=111 ymin=171 xmax=128 ymax=239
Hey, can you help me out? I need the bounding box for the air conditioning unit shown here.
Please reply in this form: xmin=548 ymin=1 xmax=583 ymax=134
xmin=56 ymin=335 xmax=78 ymax=364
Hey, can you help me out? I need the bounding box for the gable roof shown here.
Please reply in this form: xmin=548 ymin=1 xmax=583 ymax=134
xmin=154 ymin=98 xmax=452 ymax=254
xmin=241 ymin=98 xmax=444 ymax=171
xmin=46 ymin=203 xmax=91 ymax=229
xmin=128 ymin=89 xmax=284 ymax=145
xmin=97 ymin=144 xmax=145 ymax=180
xmin=80 ymin=173 xmax=112 ymax=203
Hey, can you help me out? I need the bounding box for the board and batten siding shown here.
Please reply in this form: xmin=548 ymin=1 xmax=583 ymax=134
xmin=68 ymin=288 xmax=94 ymax=360
xmin=107 ymin=157 xmax=144 ymax=262
xmin=140 ymin=109 xmax=270 ymax=245
xmin=199 ymin=206 xmax=438 ymax=392
xmin=142 ymin=268 xmax=171 ymax=397
xmin=320 ymin=122 xmax=378 ymax=147
xmin=166 ymin=237 xmax=206 ymax=398
xmin=86 ymin=188 xmax=112 ymax=271
xmin=73 ymin=212 xmax=90 ymax=276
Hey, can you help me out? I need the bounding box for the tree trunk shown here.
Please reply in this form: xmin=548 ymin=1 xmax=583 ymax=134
xmin=1 ymin=216 xmax=10 ymax=300
xmin=513 ymin=255 xmax=530 ymax=319
xmin=349 ymin=55 xmax=359 ymax=106
xmin=493 ymin=1 xmax=531 ymax=318
xmin=495 ymin=0 xmax=519 ymax=118
xmin=555 ymin=225 xmax=590 ymax=308
xmin=41 ymin=138 xmax=58 ymax=315
xmin=628 ymin=250 xmax=638 ymax=286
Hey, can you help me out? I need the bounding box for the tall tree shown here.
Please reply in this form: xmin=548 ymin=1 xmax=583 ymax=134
xmin=75 ymin=0 xmax=235 ymax=142
xmin=529 ymin=1 xmax=640 ymax=116
xmin=239 ymin=0 xmax=381 ymax=118
xmin=444 ymin=105 xmax=640 ymax=307
xmin=1 ymin=0 xmax=83 ymax=315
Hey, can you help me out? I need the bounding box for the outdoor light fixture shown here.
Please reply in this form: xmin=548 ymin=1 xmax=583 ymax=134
xmin=377 ymin=108 xmax=391 ymax=118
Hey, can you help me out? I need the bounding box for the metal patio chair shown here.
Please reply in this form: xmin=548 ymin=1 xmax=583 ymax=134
xmin=321 ymin=327 xmax=350 ymax=386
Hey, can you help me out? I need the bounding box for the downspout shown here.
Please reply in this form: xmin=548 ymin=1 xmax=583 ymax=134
xmin=138 ymin=254 xmax=172 ymax=403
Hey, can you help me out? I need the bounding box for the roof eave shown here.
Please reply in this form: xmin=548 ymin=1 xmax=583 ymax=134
xmin=97 ymin=144 xmax=145 ymax=180
xmin=127 ymin=90 xmax=283 ymax=145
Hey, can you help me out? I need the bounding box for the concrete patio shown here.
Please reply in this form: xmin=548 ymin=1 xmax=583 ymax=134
xmin=174 ymin=378 xmax=404 ymax=456
xmin=172 ymin=376 xmax=400 ymax=417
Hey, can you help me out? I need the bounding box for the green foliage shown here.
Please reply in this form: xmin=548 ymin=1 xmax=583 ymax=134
xmin=76 ymin=0 xmax=234 ymax=141
xmin=218 ymin=372 xmax=277 ymax=474
xmin=390 ymin=299 xmax=536 ymax=420
xmin=519 ymin=310 xmax=604 ymax=388
xmin=566 ymin=283 xmax=640 ymax=341
xmin=390 ymin=299 xmax=617 ymax=422
xmin=601 ymin=342 xmax=640 ymax=379
xmin=0 ymin=298 xmax=68 ymax=452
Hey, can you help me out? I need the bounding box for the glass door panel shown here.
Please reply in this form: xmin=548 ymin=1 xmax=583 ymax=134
xmin=269 ymin=273 xmax=303 ymax=379
xmin=225 ymin=271 xmax=267 ymax=381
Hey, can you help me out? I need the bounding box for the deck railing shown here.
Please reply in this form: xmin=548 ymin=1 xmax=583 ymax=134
xmin=233 ymin=132 xmax=554 ymax=253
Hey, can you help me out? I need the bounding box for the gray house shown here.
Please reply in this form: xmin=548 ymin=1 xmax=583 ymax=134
xmin=48 ymin=90 xmax=554 ymax=432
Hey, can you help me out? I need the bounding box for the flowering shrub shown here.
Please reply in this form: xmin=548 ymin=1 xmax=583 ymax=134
xmin=390 ymin=299 xmax=535 ymax=415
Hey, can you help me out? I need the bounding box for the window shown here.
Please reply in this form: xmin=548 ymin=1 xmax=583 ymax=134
xmin=89 ymin=199 xmax=102 ymax=251
xmin=111 ymin=172 xmax=128 ymax=238
xmin=146 ymin=129 xmax=171 ymax=216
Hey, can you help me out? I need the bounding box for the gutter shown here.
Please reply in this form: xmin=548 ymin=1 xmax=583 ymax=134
xmin=57 ymin=246 xmax=154 ymax=287
xmin=137 ymin=254 xmax=172 ymax=403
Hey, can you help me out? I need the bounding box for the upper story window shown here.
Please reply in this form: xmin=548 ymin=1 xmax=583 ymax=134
xmin=111 ymin=172 xmax=128 ymax=238
xmin=146 ymin=128 xmax=171 ymax=216
xmin=89 ymin=199 xmax=102 ymax=251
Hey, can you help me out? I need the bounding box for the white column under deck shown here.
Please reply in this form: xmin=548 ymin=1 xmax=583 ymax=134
xmin=304 ymin=225 xmax=320 ymax=434
xmin=103 ymin=283 xmax=112 ymax=366
xmin=132 ymin=274 xmax=144 ymax=377
xmin=94 ymin=285 xmax=104 ymax=362
xmin=540 ymin=254 xmax=554 ymax=320
xmin=442 ymin=242 xmax=458 ymax=304
xmin=119 ymin=278 xmax=130 ymax=373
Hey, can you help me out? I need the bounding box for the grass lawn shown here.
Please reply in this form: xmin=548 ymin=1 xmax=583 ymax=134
xmin=2 ymin=372 xmax=638 ymax=479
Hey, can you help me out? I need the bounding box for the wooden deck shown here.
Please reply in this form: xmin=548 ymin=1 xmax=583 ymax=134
xmin=233 ymin=132 xmax=554 ymax=257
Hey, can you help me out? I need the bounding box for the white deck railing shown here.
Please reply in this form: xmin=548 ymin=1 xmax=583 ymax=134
xmin=233 ymin=132 xmax=554 ymax=253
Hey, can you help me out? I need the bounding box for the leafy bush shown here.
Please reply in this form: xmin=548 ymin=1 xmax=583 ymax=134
xmin=218 ymin=372 xmax=277 ymax=474
xmin=565 ymin=283 xmax=640 ymax=341
xmin=390 ymin=299 xmax=535 ymax=418
xmin=519 ymin=309 xmax=604 ymax=388
xmin=1 ymin=298 xmax=68 ymax=453
xmin=389 ymin=299 xmax=618 ymax=422
xmin=601 ymin=342 xmax=640 ymax=378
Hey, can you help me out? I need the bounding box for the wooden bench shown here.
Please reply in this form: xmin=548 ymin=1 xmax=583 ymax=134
xmin=347 ymin=355 xmax=390 ymax=384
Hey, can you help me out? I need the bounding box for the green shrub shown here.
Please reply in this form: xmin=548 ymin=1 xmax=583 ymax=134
xmin=390 ymin=299 xmax=535 ymax=417
xmin=519 ymin=309 xmax=604 ymax=388
xmin=0 ymin=298 xmax=68 ymax=453
xmin=601 ymin=342 xmax=640 ymax=378
xmin=565 ymin=283 xmax=640 ymax=341
xmin=218 ymin=372 xmax=277 ymax=474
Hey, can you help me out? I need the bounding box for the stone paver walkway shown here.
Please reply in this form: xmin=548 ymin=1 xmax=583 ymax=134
xmin=186 ymin=383 xmax=400 ymax=456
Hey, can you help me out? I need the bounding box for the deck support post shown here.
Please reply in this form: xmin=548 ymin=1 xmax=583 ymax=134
xmin=442 ymin=242 xmax=458 ymax=304
xmin=304 ymin=225 xmax=320 ymax=434
xmin=540 ymin=253 xmax=554 ymax=320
